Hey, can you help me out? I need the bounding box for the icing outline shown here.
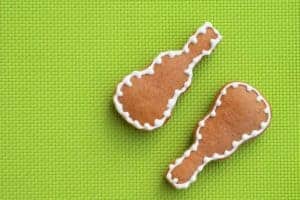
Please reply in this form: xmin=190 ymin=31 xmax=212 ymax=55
xmin=113 ymin=22 xmax=222 ymax=131
xmin=166 ymin=82 xmax=271 ymax=189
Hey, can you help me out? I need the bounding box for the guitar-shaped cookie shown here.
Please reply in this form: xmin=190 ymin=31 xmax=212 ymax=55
xmin=166 ymin=82 xmax=271 ymax=189
xmin=114 ymin=22 xmax=221 ymax=130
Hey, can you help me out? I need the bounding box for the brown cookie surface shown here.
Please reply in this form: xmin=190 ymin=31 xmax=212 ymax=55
xmin=166 ymin=82 xmax=271 ymax=189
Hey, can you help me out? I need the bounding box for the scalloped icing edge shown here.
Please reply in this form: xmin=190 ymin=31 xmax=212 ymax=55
xmin=113 ymin=22 xmax=222 ymax=131
xmin=166 ymin=82 xmax=272 ymax=189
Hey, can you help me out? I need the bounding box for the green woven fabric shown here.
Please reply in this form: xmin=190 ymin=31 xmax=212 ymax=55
xmin=1 ymin=0 xmax=299 ymax=199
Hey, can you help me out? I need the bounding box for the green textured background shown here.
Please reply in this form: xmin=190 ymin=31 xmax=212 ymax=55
xmin=1 ymin=0 xmax=299 ymax=199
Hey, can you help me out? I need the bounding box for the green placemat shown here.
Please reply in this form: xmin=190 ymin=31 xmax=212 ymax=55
xmin=1 ymin=0 xmax=299 ymax=199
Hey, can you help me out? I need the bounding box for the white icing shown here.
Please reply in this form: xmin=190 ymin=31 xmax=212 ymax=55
xmin=173 ymin=178 xmax=179 ymax=183
xmin=232 ymin=82 xmax=239 ymax=88
xmin=113 ymin=22 xmax=222 ymax=131
xmin=210 ymin=110 xmax=216 ymax=117
xmin=192 ymin=143 xmax=198 ymax=151
xmin=183 ymin=46 xmax=190 ymax=54
xmin=256 ymin=95 xmax=263 ymax=102
xmin=155 ymin=57 xmax=162 ymax=64
xmin=196 ymin=133 xmax=202 ymax=140
xmin=242 ymin=133 xmax=250 ymax=140
xmin=260 ymin=122 xmax=268 ymax=129
xmin=264 ymin=107 xmax=270 ymax=114
xmin=163 ymin=110 xmax=171 ymax=117
xmin=124 ymin=112 xmax=130 ymax=118
xmin=124 ymin=77 xmax=132 ymax=87
xmin=184 ymin=151 xmax=190 ymax=157
xmin=199 ymin=120 xmax=205 ymax=127
xmin=246 ymin=85 xmax=253 ymax=91
xmin=166 ymin=82 xmax=271 ymax=189
xmin=191 ymin=36 xmax=198 ymax=44
xmin=154 ymin=119 xmax=163 ymax=127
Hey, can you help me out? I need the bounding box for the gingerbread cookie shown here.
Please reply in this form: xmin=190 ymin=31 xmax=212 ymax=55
xmin=113 ymin=22 xmax=222 ymax=130
xmin=166 ymin=82 xmax=271 ymax=189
